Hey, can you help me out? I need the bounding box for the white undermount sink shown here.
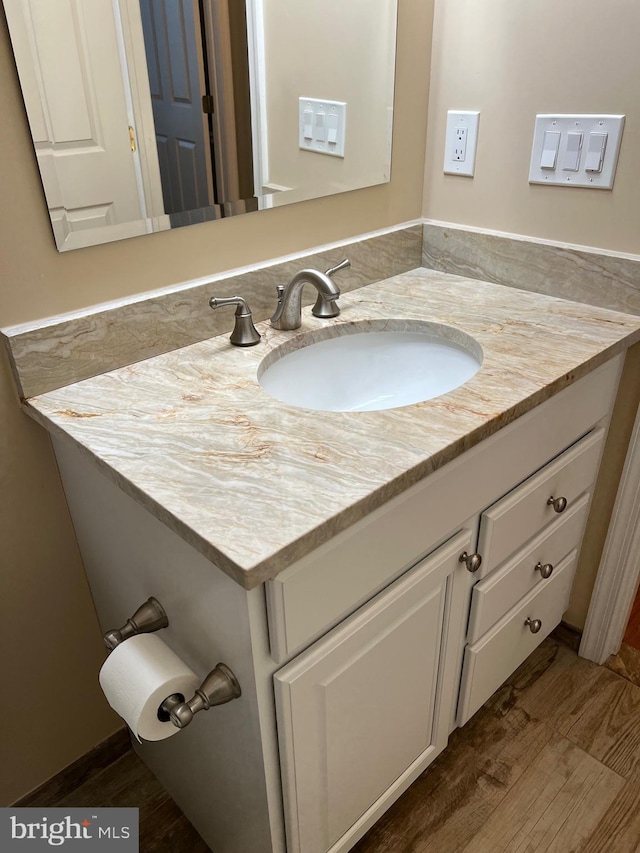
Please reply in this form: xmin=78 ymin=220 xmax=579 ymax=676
xmin=258 ymin=319 xmax=483 ymax=412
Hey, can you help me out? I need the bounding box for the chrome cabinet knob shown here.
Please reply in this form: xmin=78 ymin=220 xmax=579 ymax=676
xmin=459 ymin=551 xmax=482 ymax=573
xmin=547 ymin=495 xmax=568 ymax=513
xmin=535 ymin=561 xmax=554 ymax=579
xmin=525 ymin=617 xmax=542 ymax=634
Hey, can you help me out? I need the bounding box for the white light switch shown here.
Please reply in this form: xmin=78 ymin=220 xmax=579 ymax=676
xmin=529 ymin=114 xmax=625 ymax=189
xmin=563 ymin=132 xmax=583 ymax=171
xmin=444 ymin=111 xmax=480 ymax=176
xmin=303 ymin=110 xmax=313 ymax=140
xmin=585 ymin=132 xmax=608 ymax=172
xmin=327 ymin=114 xmax=339 ymax=145
xmin=299 ymin=98 xmax=346 ymax=158
xmin=540 ymin=131 xmax=561 ymax=169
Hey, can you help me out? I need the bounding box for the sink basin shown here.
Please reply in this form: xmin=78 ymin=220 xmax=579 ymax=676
xmin=258 ymin=320 xmax=482 ymax=412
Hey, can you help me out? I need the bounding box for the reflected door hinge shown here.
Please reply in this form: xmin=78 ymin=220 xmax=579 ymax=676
xmin=128 ymin=126 xmax=137 ymax=152
xmin=202 ymin=95 xmax=215 ymax=114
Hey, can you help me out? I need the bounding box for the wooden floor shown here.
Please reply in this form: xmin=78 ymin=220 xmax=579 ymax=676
xmin=21 ymin=635 xmax=640 ymax=852
xmin=355 ymin=636 xmax=640 ymax=853
xmin=18 ymin=738 xmax=209 ymax=852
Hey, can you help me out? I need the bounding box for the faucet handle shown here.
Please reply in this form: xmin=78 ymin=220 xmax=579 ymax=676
xmin=324 ymin=258 xmax=351 ymax=278
xmin=209 ymin=296 xmax=261 ymax=347
xmin=313 ymin=258 xmax=350 ymax=319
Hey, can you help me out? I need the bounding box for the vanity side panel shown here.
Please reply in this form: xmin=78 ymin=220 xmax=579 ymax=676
xmin=51 ymin=437 xmax=283 ymax=853
xmin=565 ymin=340 xmax=640 ymax=628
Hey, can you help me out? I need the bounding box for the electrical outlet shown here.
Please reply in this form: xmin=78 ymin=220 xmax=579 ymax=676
xmin=444 ymin=111 xmax=480 ymax=176
xmin=454 ymin=127 xmax=468 ymax=161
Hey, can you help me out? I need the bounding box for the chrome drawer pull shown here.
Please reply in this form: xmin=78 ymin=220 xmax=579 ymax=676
xmin=547 ymin=495 xmax=568 ymax=513
xmin=525 ymin=617 xmax=542 ymax=634
xmin=459 ymin=551 xmax=482 ymax=573
xmin=535 ymin=562 xmax=554 ymax=579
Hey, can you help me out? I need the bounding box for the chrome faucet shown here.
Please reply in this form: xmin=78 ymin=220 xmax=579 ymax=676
xmin=270 ymin=259 xmax=350 ymax=331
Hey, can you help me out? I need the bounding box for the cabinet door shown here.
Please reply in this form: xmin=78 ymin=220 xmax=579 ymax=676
xmin=274 ymin=529 xmax=473 ymax=853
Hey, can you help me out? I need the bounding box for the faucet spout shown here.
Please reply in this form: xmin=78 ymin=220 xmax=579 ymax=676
xmin=270 ymin=260 xmax=349 ymax=331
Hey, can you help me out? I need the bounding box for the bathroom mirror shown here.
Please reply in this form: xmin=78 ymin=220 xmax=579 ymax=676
xmin=3 ymin=0 xmax=398 ymax=251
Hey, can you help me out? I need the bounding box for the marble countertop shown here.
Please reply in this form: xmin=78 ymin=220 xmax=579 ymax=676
xmin=24 ymin=269 xmax=640 ymax=588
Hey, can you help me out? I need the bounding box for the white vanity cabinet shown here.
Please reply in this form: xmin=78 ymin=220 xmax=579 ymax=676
xmin=265 ymin=357 xmax=619 ymax=853
xmin=48 ymin=355 xmax=622 ymax=853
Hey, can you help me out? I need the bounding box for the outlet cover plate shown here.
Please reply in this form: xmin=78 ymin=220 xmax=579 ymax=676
xmin=444 ymin=110 xmax=480 ymax=177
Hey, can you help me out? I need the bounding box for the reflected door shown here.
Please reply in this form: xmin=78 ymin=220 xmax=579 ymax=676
xmin=139 ymin=0 xmax=214 ymax=215
xmin=4 ymin=0 xmax=146 ymax=250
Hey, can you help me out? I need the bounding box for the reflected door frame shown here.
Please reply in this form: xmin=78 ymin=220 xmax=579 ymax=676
xmin=116 ymin=0 xmax=168 ymax=228
xmin=245 ymin=0 xmax=271 ymax=208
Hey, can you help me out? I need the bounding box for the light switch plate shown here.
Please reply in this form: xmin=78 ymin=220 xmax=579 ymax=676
xmin=529 ymin=114 xmax=625 ymax=189
xmin=443 ymin=111 xmax=480 ymax=177
xmin=299 ymin=98 xmax=346 ymax=158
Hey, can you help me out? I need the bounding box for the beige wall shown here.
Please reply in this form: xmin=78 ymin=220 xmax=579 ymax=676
xmin=264 ymin=0 xmax=396 ymax=202
xmin=424 ymin=0 xmax=640 ymax=255
xmin=423 ymin=0 xmax=640 ymax=629
xmin=0 ymin=0 xmax=434 ymax=803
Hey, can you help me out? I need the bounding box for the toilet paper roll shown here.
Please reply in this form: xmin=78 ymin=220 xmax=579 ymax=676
xmin=99 ymin=633 xmax=200 ymax=741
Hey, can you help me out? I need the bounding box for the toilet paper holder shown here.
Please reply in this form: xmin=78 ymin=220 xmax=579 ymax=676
xmin=103 ymin=597 xmax=169 ymax=650
xmin=103 ymin=596 xmax=242 ymax=730
xmin=159 ymin=663 xmax=242 ymax=729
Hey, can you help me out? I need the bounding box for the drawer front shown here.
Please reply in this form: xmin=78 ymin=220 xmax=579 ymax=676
xmin=457 ymin=549 xmax=578 ymax=725
xmin=478 ymin=427 xmax=605 ymax=575
xmin=467 ymin=492 xmax=590 ymax=643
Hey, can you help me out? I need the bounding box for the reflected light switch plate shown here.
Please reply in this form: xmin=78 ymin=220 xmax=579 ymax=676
xmin=299 ymin=98 xmax=346 ymax=158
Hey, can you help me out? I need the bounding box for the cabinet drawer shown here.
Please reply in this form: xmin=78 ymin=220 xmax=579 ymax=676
xmin=457 ymin=548 xmax=578 ymax=726
xmin=274 ymin=530 xmax=472 ymax=853
xmin=467 ymin=492 xmax=590 ymax=643
xmin=478 ymin=427 xmax=605 ymax=575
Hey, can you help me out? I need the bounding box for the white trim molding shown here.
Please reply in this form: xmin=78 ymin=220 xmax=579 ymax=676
xmin=580 ymin=402 xmax=640 ymax=664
